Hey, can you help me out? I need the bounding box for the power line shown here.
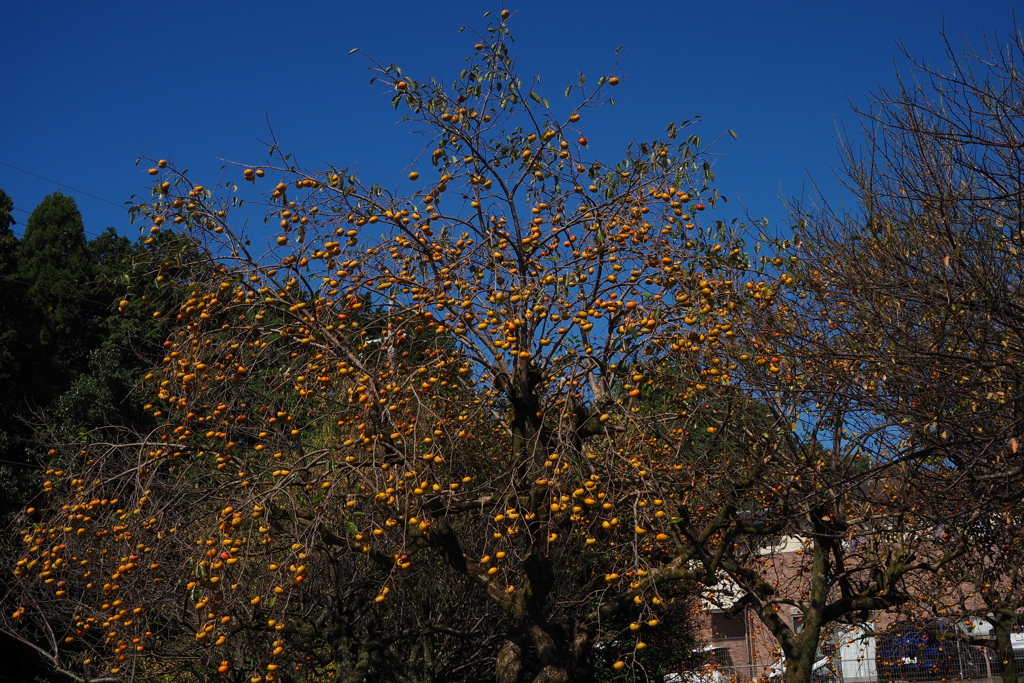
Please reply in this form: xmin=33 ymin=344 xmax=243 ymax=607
xmin=6 ymin=205 xmax=114 ymax=241
xmin=0 ymin=159 xmax=126 ymax=210
xmin=0 ymin=160 xmax=137 ymax=240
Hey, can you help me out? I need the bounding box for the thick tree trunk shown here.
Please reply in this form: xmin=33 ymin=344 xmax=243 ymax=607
xmin=780 ymin=626 xmax=825 ymax=683
xmin=497 ymin=638 xmax=524 ymax=683
xmin=494 ymin=628 xmax=583 ymax=683
xmin=333 ymin=630 xmax=375 ymax=683
xmin=339 ymin=646 xmax=372 ymax=683
xmin=493 ymin=374 xmax=595 ymax=683
xmin=524 ymin=623 xmax=595 ymax=683
xmin=993 ymin=616 xmax=1019 ymax=683
xmin=531 ymin=664 xmax=571 ymax=683
xmin=780 ymin=533 xmax=830 ymax=683
xmin=782 ymin=650 xmax=816 ymax=683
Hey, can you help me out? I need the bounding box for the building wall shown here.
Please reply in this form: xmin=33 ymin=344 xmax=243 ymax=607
xmin=696 ymin=538 xmax=1014 ymax=683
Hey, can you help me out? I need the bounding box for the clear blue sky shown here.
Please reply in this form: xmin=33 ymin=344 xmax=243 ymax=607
xmin=2 ymin=1 xmax=1019 ymax=242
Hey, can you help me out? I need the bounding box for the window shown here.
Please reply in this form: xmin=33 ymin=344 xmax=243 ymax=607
xmin=711 ymin=612 xmax=747 ymax=640
xmin=791 ymin=608 xmax=804 ymax=635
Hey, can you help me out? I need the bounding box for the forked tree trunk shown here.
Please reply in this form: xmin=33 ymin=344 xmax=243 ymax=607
xmin=494 ymin=630 xmax=584 ymax=683
xmin=492 ymin=370 xmax=597 ymax=683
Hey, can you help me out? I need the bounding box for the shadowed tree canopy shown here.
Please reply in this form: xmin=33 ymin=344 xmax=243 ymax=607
xmin=17 ymin=192 xmax=96 ymax=343
xmin=0 ymin=189 xmax=14 ymax=236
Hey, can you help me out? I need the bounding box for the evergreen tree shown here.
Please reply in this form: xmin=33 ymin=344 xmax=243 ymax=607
xmin=0 ymin=190 xmax=32 ymax=521
xmin=17 ymin=192 xmax=98 ymax=353
xmin=0 ymin=188 xmax=21 ymax=402
xmin=0 ymin=189 xmax=13 ymax=235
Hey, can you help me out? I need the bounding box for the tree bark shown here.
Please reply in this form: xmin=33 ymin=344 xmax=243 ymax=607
xmin=496 ymin=638 xmax=523 ymax=683
xmin=993 ymin=614 xmax=1019 ymax=683
xmin=530 ymin=665 xmax=571 ymax=683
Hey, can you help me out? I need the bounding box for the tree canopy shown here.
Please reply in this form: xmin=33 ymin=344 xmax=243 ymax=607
xmin=4 ymin=15 xmax=1024 ymax=683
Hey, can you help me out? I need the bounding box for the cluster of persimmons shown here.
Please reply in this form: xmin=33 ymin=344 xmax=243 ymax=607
xmin=7 ymin=13 xmax=807 ymax=683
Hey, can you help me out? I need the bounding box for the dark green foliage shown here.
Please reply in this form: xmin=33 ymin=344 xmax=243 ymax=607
xmin=0 ymin=191 xmax=40 ymax=522
xmin=42 ymin=229 xmax=176 ymax=441
xmin=0 ymin=193 xmax=21 ymax=401
xmin=0 ymin=192 xmax=186 ymax=518
xmin=17 ymin=192 xmax=97 ymax=345
xmin=0 ymin=190 xmax=13 ymax=236
xmin=4 ymin=193 xmax=103 ymax=455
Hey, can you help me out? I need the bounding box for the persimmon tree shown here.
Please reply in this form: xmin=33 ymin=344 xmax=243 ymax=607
xmin=2 ymin=11 xmax=801 ymax=683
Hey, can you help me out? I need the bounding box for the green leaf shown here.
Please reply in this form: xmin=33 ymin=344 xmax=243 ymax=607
xmin=349 ymin=48 xmax=360 ymax=54
xmin=728 ymin=129 xmax=738 ymax=140
xmin=344 ymin=521 xmax=358 ymax=534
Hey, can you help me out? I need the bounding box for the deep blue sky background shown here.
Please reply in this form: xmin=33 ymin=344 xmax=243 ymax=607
xmin=2 ymin=1 xmax=1020 ymax=242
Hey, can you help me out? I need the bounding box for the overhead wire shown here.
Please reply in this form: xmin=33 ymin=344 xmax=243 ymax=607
xmin=0 ymin=158 xmax=134 ymax=240
xmin=0 ymin=159 xmax=126 ymax=209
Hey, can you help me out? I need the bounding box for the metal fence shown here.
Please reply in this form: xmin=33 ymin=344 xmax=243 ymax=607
xmin=698 ymin=633 xmax=1019 ymax=683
